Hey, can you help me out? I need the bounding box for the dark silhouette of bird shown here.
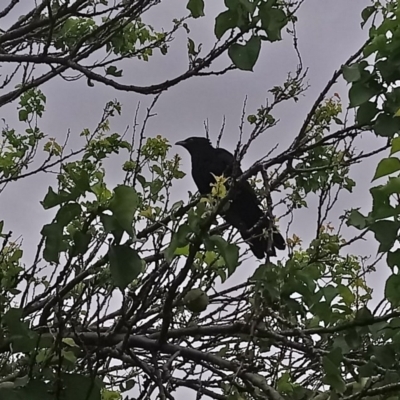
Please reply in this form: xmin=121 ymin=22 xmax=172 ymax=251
xmin=176 ymin=137 xmax=285 ymax=259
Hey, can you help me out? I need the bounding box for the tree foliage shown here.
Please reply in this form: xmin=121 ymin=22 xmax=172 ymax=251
xmin=2 ymin=1 xmax=400 ymax=400
xmin=0 ymin=0 xmax=295 ymax=107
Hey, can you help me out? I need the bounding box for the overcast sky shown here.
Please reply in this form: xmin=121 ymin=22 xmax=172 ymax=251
xmin=1 ymin=0 xmax=386 ymax=300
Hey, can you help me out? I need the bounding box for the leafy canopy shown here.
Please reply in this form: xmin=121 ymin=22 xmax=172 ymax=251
xmin=2 ymin=1 xmax=400 ymax=400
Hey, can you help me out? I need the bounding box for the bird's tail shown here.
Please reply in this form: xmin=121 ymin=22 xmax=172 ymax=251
xmin=243 ymin=228 xmax=286 ymax=260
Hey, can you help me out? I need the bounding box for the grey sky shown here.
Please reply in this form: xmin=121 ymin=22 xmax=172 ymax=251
xmin=1 ymin=0 xmax=385 ymax=299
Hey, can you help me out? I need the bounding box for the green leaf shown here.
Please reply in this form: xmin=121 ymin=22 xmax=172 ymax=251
xmin=208 ymin=235 xmax=240 ymax=276
xmin=41 ymin=223 xmax=65 ymax=263
xmin=349 ymin=82 xmax=379 ymax=107
xmin=342 ymin=64 xmax=361 ymax=83
xmin=380 ymin=176 xmax=400 ymax=195
xmin=61 ymin=373 xmax=102 ymax=400
xmin=376 ymin=59 xmax=400 ymax=83
xmin=322 ymin=348 xmax=345 ymax=392
xmin=222 ymin=243 xmax=240 ymax=276
xmin=369 ymin=220 xmax=400 ymax=253
xmin=355 ymin=306 xmax=373 ymax=320
xmin=18 ymin=109 xmax=28 ymax=122
xmin=41 ymin=187 xmax=79 ymax=209
xmin=228 ymin=36 xmax=261 ymax=71
xmin=9 ymin=248 xmax=22 ymax=262
xmin=369 ymin=321 xmax=388 ymax=340
xmin=0 ymin=380 xmax=54 ymax=400
xmin=165 ymin=224 xmax=192 ymax=261
xmin=322 ymin=373 xmax=346 ymax=393
xmin=370 ymin=184 xmax=397 ymax=220
xmin=322 ymin=347 xmax=342 ymax=373
xmin=71 ymin=231 xmax=92 ymax=256
xmin=238 ymin=0 xmax=256 ymax=13
xmin=332 ymin=336 xmax=350 ymax=354
xmin=105 ymin=66 xmax=123 ymax=77
xmin=358 ymin=361 xmax=375 ymax=377
xmin=310 ymin=301 xmax=332 ymax=322
xmin=344 ymin=328 xmax=362 ymax=350
xmin=100 ymin=214 xmax=124 ymax=243
xmin=225 ymin=0 xmax=240 ymax=9
xmin=277 ymin=372 xmax=293 ymax=393
xmin=187 ymin=38 xmax=195 ymax=55
xmin=372 ymin=344 xmax=395 ymax=368
xmin=102 ymin=389 xmax=121 ymax=400
xmin=108 ymin=244 xmax=143 ymax=290
xmin=174 ymin=244 xmax=190 ymax=256
xmin=3 ymin=308 xmax=38 ymax=352
xmin=187 ymin=0 xmax=205 ymax=18
xmin=387 ymin=249 xmax=400 ymax=270
xmin=372 ymin=157 xmax=400 ymax=181
xmin=361 ymin=6 xmax=375 ymax=27
xmin=100 ymin=214 xmax=117 ymax=233
xmin=337 ymin=284 xmax=355 ymax=306
xmin=364 ymin=34 xmax=387 ymax=58
xmin=322 ymin=285 xmax=338 ymax=305
xmin=391 ymin=137 xmax=400 ymax=155
xmin=385 ymin=274 xmax=400 ymax=307
xmin=259 ymin=6 xmax=287 ymax=41
xmin=3 ymin=308 xmax=23 ymax=329
xmin=62 ymin=338 xmax=79 ymax=348
xmin=71 ymin=170 xmax=91 ymax=193
xmin=346 ymin=209 xmax=368 ymax=230
xmin=374 ymin=113 xmax=400 ymax=137
xmin=215 ymin=10 xmax=237 ymax=39
xmin=62 ymin=349 xmax=77 ymax=364
xmin=109 ymin=185 xmax=139 ymax=237
xmin=56 ymin=203 xmax=81 ymax=227
xmin=356 ymin=102 xmax=378 ymax=125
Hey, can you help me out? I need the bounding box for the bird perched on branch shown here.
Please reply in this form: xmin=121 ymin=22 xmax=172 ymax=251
xmin=176 ymin=136 xmax=285 ymax=259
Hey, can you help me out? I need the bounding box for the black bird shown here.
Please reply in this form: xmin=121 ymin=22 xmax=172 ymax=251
xmin=176 ymin=137 xmax=285 ymax=259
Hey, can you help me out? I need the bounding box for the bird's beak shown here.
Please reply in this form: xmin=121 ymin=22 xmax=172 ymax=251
xmin=175 ymin=140 xmax=186 ymax=147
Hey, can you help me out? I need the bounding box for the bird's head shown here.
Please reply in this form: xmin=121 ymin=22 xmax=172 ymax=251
xmin=175 ymin=137 xmax=213 ymax=154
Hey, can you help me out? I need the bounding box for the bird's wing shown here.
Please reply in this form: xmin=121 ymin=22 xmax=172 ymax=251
xmin=212 ymin=147 xmax=248 ymax=201
xmin=214 ymin=147 xmax=286 ymax=257
xmin=214 ymin=148 xmax=261 ymax=204
xmin=214 ymin=148 xmax=243 ymax=177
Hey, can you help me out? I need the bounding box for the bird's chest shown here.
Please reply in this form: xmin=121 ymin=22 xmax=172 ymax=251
xmin=191 ymin=155 xmax=226 ymax=195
